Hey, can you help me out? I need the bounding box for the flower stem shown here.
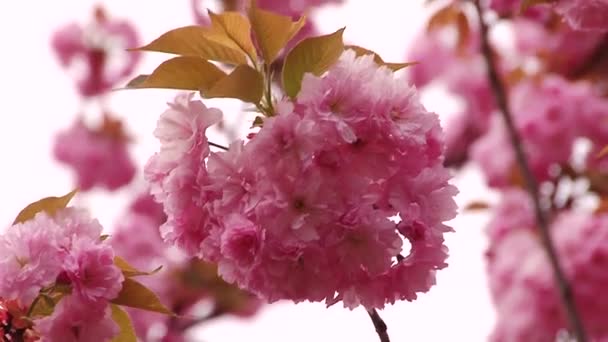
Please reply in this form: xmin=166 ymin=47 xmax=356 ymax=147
xmin=472 ymin=1 xmax=587 ymax=341
xmin=209 ymin=141 xmax=229 ymax=151
xmin=367 ymin=309 xmax=390 ymax=342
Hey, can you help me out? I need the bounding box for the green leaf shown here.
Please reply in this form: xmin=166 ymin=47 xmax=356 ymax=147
xmin=111 ymin=278 xmax=172 ymax=315
xmin=125 ymin=57 xmax=226 ymax=91
xmin=248 ymin=1 xmax=306 ymax=63
xmin=345 ymin=45 xmax=417 ymax=71
xmin=13 ymin=190 xmax=77 ymax=225
xmin=208 ymin=11 xmax=258 ymax=62
xmin=282 ymin=28 xmax=345 ymax=98
xmin=110 ymin=304 xmax=137 ymax=342
xmin=132 ymin=26 xmax=247 ymax=65
xmin=203 ymin=64 xmax=264 ymax=103
xmin=114 ymin=256 xmax=162 ymax=278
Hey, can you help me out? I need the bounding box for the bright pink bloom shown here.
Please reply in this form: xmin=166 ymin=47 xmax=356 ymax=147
xmin=555 ymin=0 xmax=608 ymax=32
xmin=148 ymin=50 xmax=458 ymax=309
xmin=0 ymin=214 xmax=64 ymax=306
xmin=54 ymin=119 xmax=136 ymax=191
xmin=35 ymin=296 xmax=118 ymax=342
xmin=51 ymin=8 xmax=140 ymax=97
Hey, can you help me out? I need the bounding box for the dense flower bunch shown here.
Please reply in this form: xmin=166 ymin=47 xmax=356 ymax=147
xmin=486 ymin=191 xmax=608 ymax=341
xmin=0 ymin=193 xmax=170 ymax=341
xmin=144 ymin=48 xmax=458 ymax=309
xmin=111 ymin=193 xmax=261 ymax=341
xmin=51 ymin=7 xmax=139 ymax=192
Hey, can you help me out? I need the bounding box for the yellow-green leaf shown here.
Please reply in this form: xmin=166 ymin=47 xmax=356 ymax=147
xmin=111 ymin=278 xmax=172 ymax=315
xmin=111 ymin=304 xmax=137 ymax=342
xmin=248 ymin=2 xmax=306 ymax=63
xmin=133 ymin=26 xmax=247 ymax=65
xmin=125 ymin=57 xmax=226 ymax=91
xmin=208 ymin=11 xmax=258 ymax=62
xmin=114 ymin=256 xmax=162 ymax=278
xmin=345 ymin=45 xmax=417 ymax=71
xmin=282 ymin=28 xmax=345 ymax=98
xmin=203 ymin=64 xmax=264 ymax=103
xmin=29 ymin=292 xmax=65 ymax=318
xmin=13 ymin=190 xmax=77 ymax=225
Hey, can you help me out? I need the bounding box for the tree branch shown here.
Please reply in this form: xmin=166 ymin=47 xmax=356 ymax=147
xmin=472 ymin=1 xmax=587 ymax=341
xmin=367 ymin=309 xmax=390 ymax=342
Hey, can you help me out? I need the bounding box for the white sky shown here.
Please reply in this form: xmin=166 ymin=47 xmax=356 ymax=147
xmin=0 ymin=1 xmax=496 ymax=341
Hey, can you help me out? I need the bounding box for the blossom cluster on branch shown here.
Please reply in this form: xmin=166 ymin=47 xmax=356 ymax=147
xmin=411 ymin=0 xmax=608 ymax=340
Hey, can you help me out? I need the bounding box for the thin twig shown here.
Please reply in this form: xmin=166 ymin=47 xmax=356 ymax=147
xmin=209 ymin=141 xmax=229 ymax=151
xmin=367 ymin=309 xmax=390 ymax=342
xmin=472 ymin=1 xmax=587 ymax=341
xmin=178 ymin=308 xmax=225 ymax=331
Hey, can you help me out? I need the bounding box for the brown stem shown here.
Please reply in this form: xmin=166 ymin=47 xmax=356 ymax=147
xmin=472 ymin=1 xmax=587 ymax=341
xmin=209 ymin=141 xmax=229 ymax=151
xmin=367 ymin=309 xmax=390 ymax=342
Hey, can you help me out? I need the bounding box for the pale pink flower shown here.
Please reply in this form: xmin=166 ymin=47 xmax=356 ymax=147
xmin=51 ymin=8 xmax=140 ymax=97
xmin=145 ymin=93 xmax=222 ymax=256
xmin=0 ymin=214 xmax=64 ymax=306
xmin=54 ymin=120 xmax=136 ymax=191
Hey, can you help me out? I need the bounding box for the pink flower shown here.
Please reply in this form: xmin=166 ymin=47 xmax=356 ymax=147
xmin=51 ymin=7 xmax=140 ymax=97
xmin=555 ymin=0 xmax=608 ymax=32
xmin=54 ymin=119 xmax=136 ymax=191
xmin=0 ymin=214 xmax=64 ymax=306
xmin=61 ymin=238 xmax=123 ymax=304
xmin=35 ymin=296 xmax=118 ymax=342
xmin=148 ymin=50 xmax=458 ymax=309
xmin=145 ymin=93 xmax=222 ymax=256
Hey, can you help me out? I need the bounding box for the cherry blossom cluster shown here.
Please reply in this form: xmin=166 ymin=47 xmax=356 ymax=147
xmin=0 ymin=208 xmax=124 ymax=341
xmin=51 ymin=7 xmax=139 ymax=191
xmin=145 ymin=49 xmax=458 ymax=309
xmin=111 ymin=193 xmax=261 ymax=341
